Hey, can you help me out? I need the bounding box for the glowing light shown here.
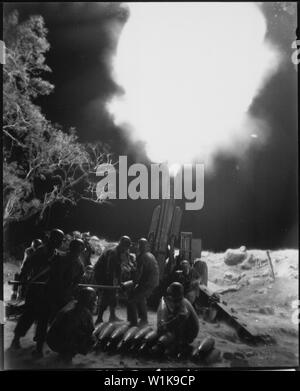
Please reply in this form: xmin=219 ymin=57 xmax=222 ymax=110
xmin=108 ymin=3 xmax=281 ymax=167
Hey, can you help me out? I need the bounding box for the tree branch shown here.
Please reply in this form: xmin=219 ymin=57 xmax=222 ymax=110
xmin=3 ymin=128 xmax=27 ymax=148
xmin=64 ymin=172 xmax=88 ymax=191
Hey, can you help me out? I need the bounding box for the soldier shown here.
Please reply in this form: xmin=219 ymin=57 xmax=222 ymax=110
xmin=10 ymin=229 xmax=65 ymax=357
xmin=157 ymin=282 xmax=199 ymax=349
xmin=72 ymin=230 xmax=82 ymax=239
xmin=46 ymin=238 xmax=85 ymax=320
xmin=61 ymin=233 xmax=73 ymax=253
xmin=11 ymin=239 xmax=43 ymax=301
xmin=124 ymin=238 xmax=159 ymax=327
xmin=120 ymin=252 xmax=136 ymax=284
xmin=173 ymin=260 xmax=201 ymax=305
xmin=94 ymin=236 xmax=132 ymax=324
xmin=80 ymin=233 xmax=92 ymax=267
xmin=81 ymin=265 xmax=95 ymax=285
xmin=193 ymin=258 xmax=208 ymax=286
xmin=46 ymin=287 xmax=97 ymax=364
xmin=21 ymin=239 xmax=43 ymax=268
xmin=69 ymin=231 xmax=92 ymax=267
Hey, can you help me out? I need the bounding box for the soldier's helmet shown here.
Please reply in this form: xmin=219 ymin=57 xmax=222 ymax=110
xmin=49 ymin=229 xmax=65 ymax=247
xmin=119 ymin=235 xmax=131 ymax=249
xmin=138 ymin=237 xmax=148 ymax=252
xmin=180 ymin=260 xmax=190 ymax=272
xmin=78 ymin=287 xmax=97 ymax=309
xmin=69 ymin=238 xmax=85 ymax=253
xmin=72 ymin=231 xmax=82 ymax=239
xmin=167 ymin=282 xmax=184 ymax=302
xmin=31 ymin=239 xmax=43 ymax=250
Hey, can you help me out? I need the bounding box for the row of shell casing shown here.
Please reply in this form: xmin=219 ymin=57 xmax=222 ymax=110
xmin=93 ymin=321 xmax=221 ymax=363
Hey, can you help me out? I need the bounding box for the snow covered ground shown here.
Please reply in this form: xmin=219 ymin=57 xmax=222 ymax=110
xmin=3 ymin=249 xmax=299 ymax=369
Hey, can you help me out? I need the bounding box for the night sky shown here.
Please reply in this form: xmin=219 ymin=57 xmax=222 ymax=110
xmin=4 ymin=2 xmax=298 ymax=250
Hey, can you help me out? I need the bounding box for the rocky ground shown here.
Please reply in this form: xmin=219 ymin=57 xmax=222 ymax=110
xmin=3 ymin=248 xmax=299 ymax=369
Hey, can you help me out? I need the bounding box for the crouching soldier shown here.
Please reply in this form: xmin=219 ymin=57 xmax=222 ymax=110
xmin=124 ymin=238 xmax=159 ymax=327
xmin=46 ymin=287 xmax=97 ymax=364
xmin=157 ymin=282 xmax=199 ymax=351
xmin=193 ymin=259 xmax=208 ymax=286
xmin=173 ymin=260 xmax=201 ymax=305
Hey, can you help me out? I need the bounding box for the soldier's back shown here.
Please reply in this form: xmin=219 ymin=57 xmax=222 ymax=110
xmin=94 ymin=247 xmax=116 ymax=284
xmin=138 ymin=252 xmax=159 ymax=292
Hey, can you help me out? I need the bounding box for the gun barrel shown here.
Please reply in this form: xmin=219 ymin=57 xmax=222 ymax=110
xmin=8 ymin=280 xmax=120 ymax=290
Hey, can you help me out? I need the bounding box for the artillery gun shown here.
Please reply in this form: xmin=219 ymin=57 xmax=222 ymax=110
xmin=147 ymin=199 xmax=262 ymax=344
xmin=147 ymin=198 xmax=203 ymax=307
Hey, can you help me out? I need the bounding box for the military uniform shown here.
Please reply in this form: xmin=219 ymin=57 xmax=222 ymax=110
xmin=94 ymin=246 xmax=122 ymax=320
xmin=157 ymin=296 xmax=199 ymax=345
xmin=173 ymin=268 xmax=200 ymax=304
xmin=14 ymin=245 xmax=60 ymax=343
xmin=46 ymin=252 xmax=85 ymax=319
xmin=21 ymin=247 xmax=35 ymax=269
xmin=127 ymin=251 xmax=159 ymax=326
xmin=79 ymin=239 xmax=92 ymax=267
xmin=46 ymin=300 xmax=96 ymax=360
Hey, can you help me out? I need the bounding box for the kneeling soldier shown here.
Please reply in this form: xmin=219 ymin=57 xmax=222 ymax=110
xmin=157 ymin=282 xmax=199 ymax=350
xmin=46 ymin=287 xmax=97 ymax=363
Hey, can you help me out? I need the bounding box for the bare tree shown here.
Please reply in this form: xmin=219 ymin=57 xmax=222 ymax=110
xmin=3 ymin=11 xmax=111 ymax=228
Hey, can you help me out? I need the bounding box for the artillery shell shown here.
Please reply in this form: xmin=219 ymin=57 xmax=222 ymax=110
xmin=105 ymin=324 xmax=130 ymax=350
xmin=192 ymin=337 xmax=215 ymax=360
xmin=110 ymin=323 xmax=130 ymax=341
xmin=128 ymin=340 xmax=140 ymax=354
xmin=123 ymin=326 xmax=139 ymax=343
xmin=116 ymin=339 xmax=123 ymax=351
xmin=134 ymin=326 xmax=153 ymax=341
xmin=98 ymin=322 xmax=118 ymax=342
xmin=157 ymin=332 xmax=175 ymax=347
xmin=129 ymin=326 xmax=153 ymax=352
xmin=137 ymin=342 xmax=148 ymax=355
xmin=94 ymin=322 xmax=109 ymax=339
xmin=116 ymin=326 xmax=139 ymax=351
xmin=135 ymin=330 xmax=158 ymax=355
xmin=143 ymin=330 xmax=158 ymax=344
xmin=148 ymin=333 xmax=174 ymax=357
